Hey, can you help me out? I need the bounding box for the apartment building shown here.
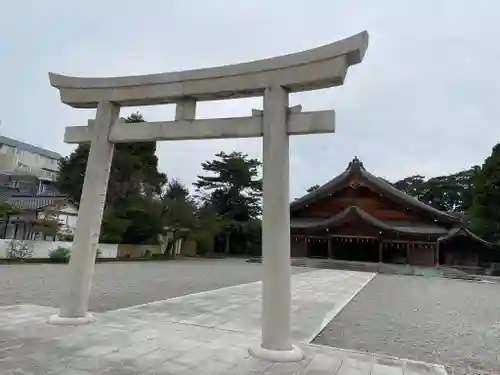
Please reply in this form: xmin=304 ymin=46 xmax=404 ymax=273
xmin=0 ymin=136 xmax=62 ymax=181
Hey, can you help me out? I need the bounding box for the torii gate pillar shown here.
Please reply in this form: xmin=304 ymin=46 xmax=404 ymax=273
xmin=248 ymin=86 xmax=303 ymax=361
xmin=46 ymin=31 xmax=369 ymax=363
xmin=48 ymin=101 xmax=119 ymax=325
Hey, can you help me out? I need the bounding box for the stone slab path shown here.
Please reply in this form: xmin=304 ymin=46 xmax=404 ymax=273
xmin=110 ymin=269 xmax=375 ymax=343
xmin=0 ymin=269 xmax=448 ymax=374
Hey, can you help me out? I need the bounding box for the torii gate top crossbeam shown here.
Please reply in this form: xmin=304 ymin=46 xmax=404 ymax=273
xmin=49 ymin=31 xmax=368 ymax=108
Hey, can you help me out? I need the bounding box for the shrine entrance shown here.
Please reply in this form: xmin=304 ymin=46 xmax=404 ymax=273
xmin=46 ymin=31 xmax=369 ymax=363
xmin=307 ymin=237 xmax=329 ymax=258
xmin=330 ymin=236 xmax=380 ymax=262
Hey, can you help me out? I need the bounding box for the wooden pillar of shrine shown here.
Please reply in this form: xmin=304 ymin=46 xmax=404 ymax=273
xmin=327 ymin=237 xmax=333 ymax=258
xmin=304 ymin=237 xmax=309 ymax=258
xmin=378 ymin=241 xmax=383 ymax=263
xmin=406 ymin=243 xmax=410 ymax=264
xmin=435 ymin=242 xmax=440 ymax=266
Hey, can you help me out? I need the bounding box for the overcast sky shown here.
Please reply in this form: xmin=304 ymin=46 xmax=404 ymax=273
xmin=1 ymin=0 xmax=499 ymax=199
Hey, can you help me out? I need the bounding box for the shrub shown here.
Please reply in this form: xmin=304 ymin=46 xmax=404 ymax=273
xmin=57 ymin=233 xmax=74 ymax=242
xmin=48 ymin=246 xmax=71 ymax=263
xmin=7 ymin=240 xmax=34 ymax=260
xmin=48 ymin=246 xmax=102 ymax=263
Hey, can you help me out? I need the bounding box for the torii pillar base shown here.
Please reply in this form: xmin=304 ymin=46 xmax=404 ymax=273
xmin=48 ymin=313 xmax=96 ymax=326
xmin=249 ymin=345 xmax=305 ymax=363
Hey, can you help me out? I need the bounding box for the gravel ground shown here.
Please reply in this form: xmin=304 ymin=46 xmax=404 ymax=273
xmin=0 ymin=258 xmax=308 ymax=312
xmin=313 ymin=274 xmax=500 ymax=375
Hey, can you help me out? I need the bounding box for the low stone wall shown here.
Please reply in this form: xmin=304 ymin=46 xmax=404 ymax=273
xmin=180 ymin=239 xmax=197 ymax=257
xmin=0 ymin=239 xmax=118 ymax=259
xmin=116 ymin=244 xmax=162 ymax=258
xmin=0 ymin=239 xmax=196 ymax=260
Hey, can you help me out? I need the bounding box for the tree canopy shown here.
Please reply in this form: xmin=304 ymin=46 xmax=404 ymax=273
xmin=392 ymin=168 xmax=478 ymax=213
xmin=194 ymin=151 xmax=262 ymax=254
xmin=194 ymin=151 xmax=262 ymax=221
xmin=468 ymin=144 xmax=500 ymax=243
xmin=57 ymin=112 xmax=166 ymax=244
xmin=0 ymin=202 xmax=19 ymax=218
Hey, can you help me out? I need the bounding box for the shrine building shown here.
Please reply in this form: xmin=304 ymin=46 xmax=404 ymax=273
xmin=290 ymin=157 xmax=495 ymax=267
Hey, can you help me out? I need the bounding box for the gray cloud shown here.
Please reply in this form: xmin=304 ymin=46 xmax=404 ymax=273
xmin=1 ymin=0 xmax=499 ymax=199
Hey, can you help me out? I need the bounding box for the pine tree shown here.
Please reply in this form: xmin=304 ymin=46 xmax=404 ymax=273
xmin=194 ymin=151 xmax=262 ymax=254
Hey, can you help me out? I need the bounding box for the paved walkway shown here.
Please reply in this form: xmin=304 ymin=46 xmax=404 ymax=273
xmin=0 ymin=269 xmax=448 ymax=374
xmin=110 ymin=269 xmax=374 ymax=343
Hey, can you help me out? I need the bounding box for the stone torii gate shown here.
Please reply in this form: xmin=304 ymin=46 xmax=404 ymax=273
xmin=47 ymin=31 xmax=369 ymax=362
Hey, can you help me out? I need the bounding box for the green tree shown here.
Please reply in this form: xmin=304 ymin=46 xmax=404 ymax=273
xmin=155 ymin=179 xmax=230 ymax=257
xmin=469 ymin=144 xmax=500 ymax=242
xmin=157 ymin=179 xmax=197 ymax=256
xmin=194 ymin=151 xmax=262 ymax=254
xmin=194 ymin=151 xmax=262 ymax=220
xmin=392 ymin=175 xmax=426 ymax=198
xmin=191 ymin=202 xmax=228 ymax=255
xmin=56 ymin=145 xmax=89 ymax=204
xmin=161 ymin=180 xmax=197 ymax=232
xmin=57 ymin=112 xmax=166 ymax=243
xmin=0 ymin=202 xmax=19 ymax=218
xmin=392 ymin=168 xmax=478 ymax=213
xmin=0 ymin=202 xmax=20 ymax=238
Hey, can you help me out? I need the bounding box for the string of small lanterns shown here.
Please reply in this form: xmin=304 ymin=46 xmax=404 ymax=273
xmin=297 ymin=236 xmax=436 ymax=249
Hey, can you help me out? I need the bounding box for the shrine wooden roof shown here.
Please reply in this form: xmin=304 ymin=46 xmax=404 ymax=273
xmin=290 ymin=156 xmax=462 ymax=224
xmin=438 ymin=227 xmax=492 ymax=247
xmin=291 ymin=206 xmax=449 ymax=235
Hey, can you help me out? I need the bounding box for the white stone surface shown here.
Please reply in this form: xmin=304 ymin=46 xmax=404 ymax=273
xmin=64 ymin=110 xmax=335 ymax=143
xmin=249 ymin=344 xmax=305 ymax=363
xmin=258 ymin=85 xmax=294 ymax=357
xmin=49 ymin=31 xmax=368 ymax=108
xmin=110 ymin=269 xmax=374 ymax=344
xmin=48 ymin=313 xmax=96 ymax=326
xmin=0 ymin=270 xmax=448 ymax=374
xmin=175 ymin=99 xmax=197 ymax=120
xmin=59 ymin=101 xmax=120 ymax=320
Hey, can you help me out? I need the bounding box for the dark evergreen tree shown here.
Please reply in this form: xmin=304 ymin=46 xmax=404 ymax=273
xmin=194 ymin=151 xmax=262 ymax=220
xmin=57 ymin=112 xmax=166 ymax=243
xmin=392 ymin=168 xmax=478 ymax=213
xmin=194 ymin=151 xmax=262 ymax=253
xmin=469 ymin=144 xmax=500 ymax=243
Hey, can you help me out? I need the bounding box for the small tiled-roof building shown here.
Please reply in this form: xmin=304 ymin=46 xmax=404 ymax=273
xmin=0 ymin=194 xmax=77 ymax=240
xmin=7 ymin=195 xmax=69 ymax=212
xmin=290 ymin=157 xmax=497 ymax=267
xmin=0 ymin=191 xmax=78 ymax=241
xmin=0 ymin=168 xmax=79 ymax=240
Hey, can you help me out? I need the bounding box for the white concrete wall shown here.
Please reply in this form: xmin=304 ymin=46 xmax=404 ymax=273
xmin=0 ymin=239 xmax=118 ymax=259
